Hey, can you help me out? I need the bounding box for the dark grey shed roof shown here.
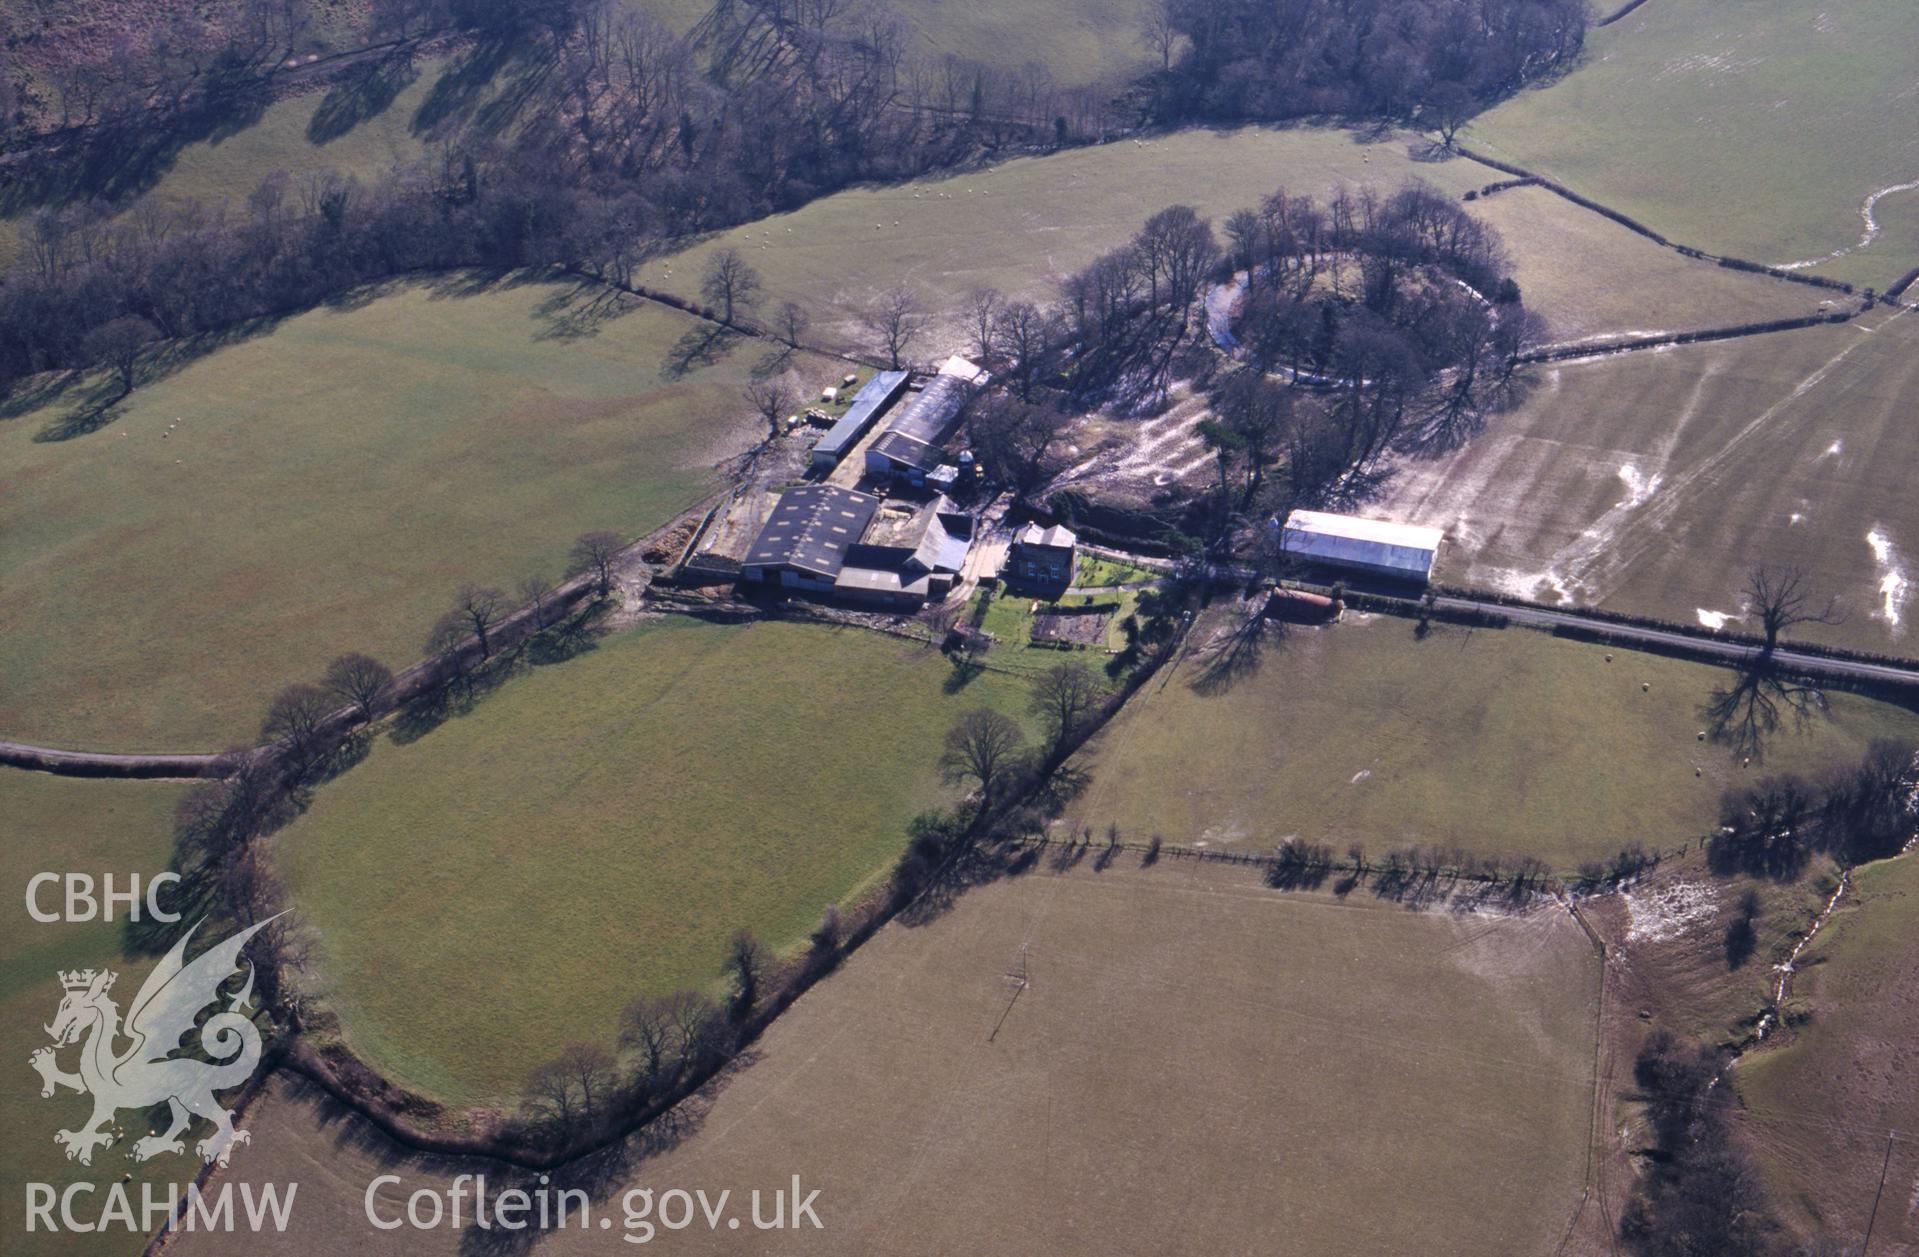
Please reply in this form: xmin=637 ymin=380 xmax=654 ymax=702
xmin=870 ymin=429 xmax=941 ymax=472
xmin=814 ymin=371 xmax=910 ymax=461
xmin=743 ymin=485 xmax=880 ymax=578
xmin=883 ymin=374 xmax=969 ymax=446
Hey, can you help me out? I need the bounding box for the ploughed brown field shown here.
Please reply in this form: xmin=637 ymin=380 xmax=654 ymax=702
xmin=175 ymin=858 xmax=1600 ymax=1256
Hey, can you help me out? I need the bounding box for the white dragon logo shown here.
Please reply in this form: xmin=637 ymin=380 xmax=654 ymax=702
xmin=30 ymin=916 xmax=279 ymax=1169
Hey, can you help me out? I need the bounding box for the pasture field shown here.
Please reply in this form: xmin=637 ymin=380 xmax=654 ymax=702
xmin=0 ymin=277 xmax=830 ymax=752
xmin=277 ymin=617 xmax=1028 ymax=1106
xmin=1735 ymin=852 xmax=1919 ymax=1249
xmin=650 ymin=126 xmax=1817 ymax=357
xmin=1464 ymin=0 xmax=1919 ymax=290
xmin=0 ymin=771 xmax=192 ymax=1256
xmin=0 ymin=52 xmax=469 ymax=270
xmin=1066 ymin=612 xmax=1919 ymax=871
xmin=1383 ymin=305 xmax=1919 ymax=653
xmin=176 ymin=858 xmax=1600 ymax=1257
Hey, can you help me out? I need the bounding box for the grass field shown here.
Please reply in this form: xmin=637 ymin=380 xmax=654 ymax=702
xmin=1383 ymin=305 xmax=1919 ymax=653
xmin=1065 ymin=612 xmax=1919 ymax=871
xmin=277 ymin=617 xmax=1028 ymax=1106
xmin=0 ymin=277 xmax=836 ymax=752
xmin=1735 ymin=851 xmax=1919 ymax=1249
xmin=1464 ymin=0 xmax=1919 ymax=290
xmin=0 ymin=770 xmax=192 ymax=1256
xmin=650 ymin=125 xmax=1817 ymax=359
xmin=0 ymin=52 xmax=468 ymax=270
xmin=175 ymin=857 xmax=1601 ymax=1256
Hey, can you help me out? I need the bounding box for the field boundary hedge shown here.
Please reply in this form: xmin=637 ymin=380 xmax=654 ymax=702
xmin=1594 ymin=0 xmax=1655 ymax=27
xmin=1453 ymin=144 xmax=1857 ymax=294
xmin=1519 ymin=310 xmax=1856 ymax=363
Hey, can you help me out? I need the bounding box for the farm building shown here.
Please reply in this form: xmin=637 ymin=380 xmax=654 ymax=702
xmin=741 ymin=485 xmax=880 ymax=594
xmin=742 ymin=485 xmax=971 ymax=607
xmin=1279 ymin=510 xmax=1444 ymax=582
xmin=1004 ymin=522 xmax=1078 ymax=590
xmin=865 ymin=370 xmax=975 ymax=485
xmin=810 ymin=371 xmax=910 ymax=471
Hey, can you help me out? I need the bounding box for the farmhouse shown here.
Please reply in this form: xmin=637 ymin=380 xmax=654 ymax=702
xmin=811 ymin=370 xmax=910 ymax=472
xmin=742 ymin=484 xmax=971 ymax=607
xmin=1004 ymin=522 xmax=1078 ymax=590
xmin=864 ymin=363 xmax=980 ymax=487
xmin=1279 ymin=510 xmax=1443 ymax=582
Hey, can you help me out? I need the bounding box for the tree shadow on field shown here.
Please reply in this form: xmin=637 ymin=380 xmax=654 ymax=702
xmin=1187 ymin=607 xmax=1278 ymax=696
xmin=0 ymin=91 xmax=268 ymax=223
xmin=449 ymin=1074 xmax=726 ymax=1257
xmin=662 ymin=324 xmax=742 ymax=379
xmin=27 ymin=318 xmax=283 ymax=441
xmin=896 ymin=841 xmax=1042 ymax=929
xmin=411 ymin=38 xmax=518 ymax=137
xmin=532 ymin=283 xmax=641 ymax=342
xmin=308 ymin=51 xmax=421 ymax=145
xmin=752 ymin=344 xmax=798 ymax=378
xmin=0 ymin=370 xmax=85 ymax=422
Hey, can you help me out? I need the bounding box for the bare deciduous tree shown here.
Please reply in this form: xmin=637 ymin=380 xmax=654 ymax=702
xmin=523 ymin=1042 xmax=615 ymax=1138
xmin=744 ymin=377 xmax=795 ymax=435
xmin=82 ymin=315 xmax=159 ymax=397
xmin=700 ymin=247 xmax=762 ymax=326
xmin=937 ymin=707 xmax=1027 ymax=805
xmin=518 ymin=573 xmax=559 ymax=627
xmin=1140 ymin=3 xmax=1178 ymax=72
xmin=1705 ymin=564 xmax=1846 ymax=760
xmin=1746 ymin=564 xmax=1843 ymax=654
xmin=1030 ymin=662 xmax=1101 ymax=760
xmin=964 ymin=286 xmax=1001 ymax=363
xmin=453 ymin=584 xmax=510 ymax=658
xmin=261 ymin=682 xmax=334 ymax=771
xmin=321 ymin=652 xmax=393 ymax=721
xmin=569 ymin=530 xmax=623 ymax=597
xmin=1423 ymin=81 xmax=1475 ymax=147
xmin=725 ymin=930 xmax=765 ymax=1023
xmin=863 ymin=285 xmax=926 ymax=369
xmin=621 ymin=994 xmax=679 ymax=1090
xmin=775 ymin=300 xmax=811 ymax=349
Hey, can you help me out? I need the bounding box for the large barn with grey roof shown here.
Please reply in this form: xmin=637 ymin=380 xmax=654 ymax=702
xmin=742 ymin=484 xmax=971 ymax=607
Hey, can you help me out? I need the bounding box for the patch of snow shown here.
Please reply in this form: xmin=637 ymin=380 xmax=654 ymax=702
xmin=1777 ymin=178 xmax=1919 ymax=270
xmin=1349 ymin=769 xmax=1372 ymax=785
xmin=1789 ymin=511 xmax=1804 ymax=525
xmin=1816 ymin=439 xmax=1843 ymax=461
xmin=1697 ymin=609 xmax=1736 ymax=630
xmin=1866 ymin=528 xmax=1910 ymax=633
xmin=1616 ymin=463 xmax=1662 ymax=508
xmin=1623 ymin=880 xmax=1719 ymax=944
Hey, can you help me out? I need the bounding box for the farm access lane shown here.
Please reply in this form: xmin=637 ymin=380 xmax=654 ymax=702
xmin=1407 ymin=591 xmax=1919 ymax=691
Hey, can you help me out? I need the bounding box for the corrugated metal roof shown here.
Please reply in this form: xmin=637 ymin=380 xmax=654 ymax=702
xmin=813 ymin=371 xmax=909 ymax=460
xmin=1280 ymin=510 xmax=1441 ymax=577
xmin=743 ymin=485 xmax=880 ymax=577
xmin=1284 ymin=511 xmax=1444 ymax=550
xmin=885 ymin=374 xmax=969 ymax=446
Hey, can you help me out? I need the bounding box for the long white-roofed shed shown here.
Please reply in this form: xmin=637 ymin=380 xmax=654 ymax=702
xmin=1280 ymin=510 xmax=1444 ymax=582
